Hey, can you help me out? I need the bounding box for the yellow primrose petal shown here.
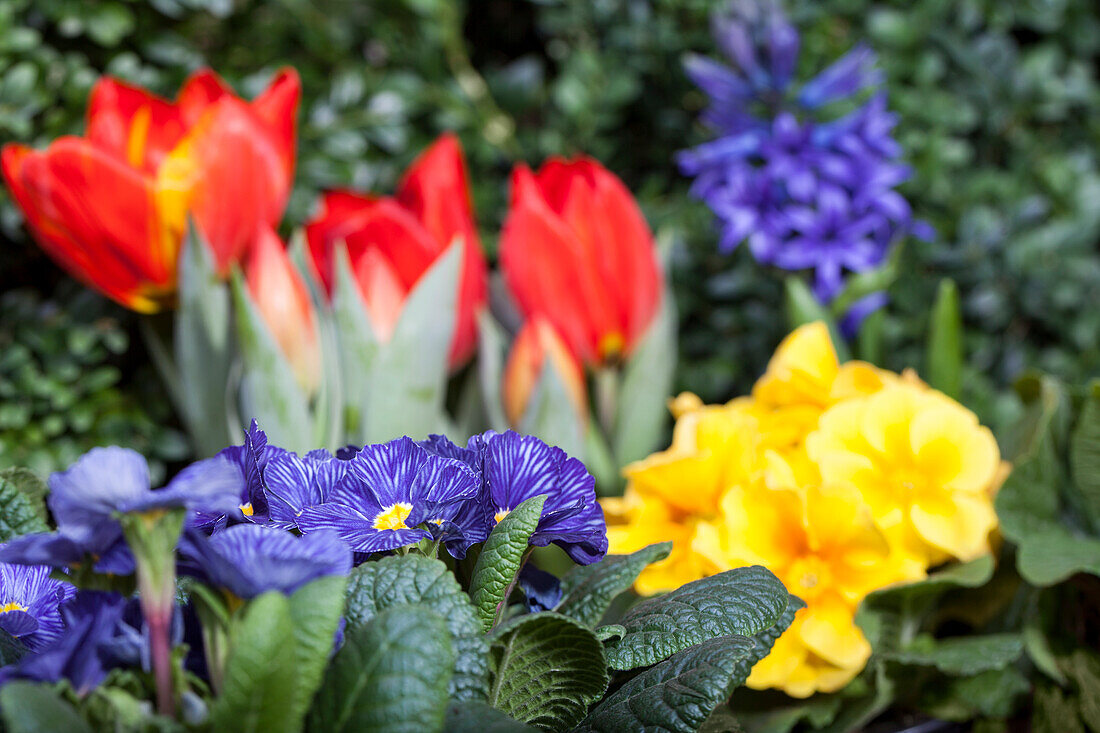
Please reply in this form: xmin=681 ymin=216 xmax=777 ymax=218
xmin=909 ymin=492 xmax=997 ymax=562
xmin=803 ymin=483 xmax=889 ymax=563
xmin=753 ymin=322 xmax=839 ymax=410
xmin=747 ymin=611 xmax=864 ymax=698
xmin=603 ymin=491 xmax=704 ymax=595
xmin=830 ymin=361 xmax=894 ymax=402
xmin=798 ymin=594 xmax=871 ymax=670
xmin=668 ymin=391 xmax=704 ymax=418
xmin=910 ymin=405 xmax=999 ymax=494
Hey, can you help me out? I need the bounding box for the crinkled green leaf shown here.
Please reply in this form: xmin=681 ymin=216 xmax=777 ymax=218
xmin=343 ymin=554 xmax=490 ymax=701
xmin=174 ymin=222 xmax=233 ymax=457
xmin=578 ymin=635 xmax=758 ymax=733
xmin=0 ymin=681 xmax=92 ymax=733
xmin=444 ymin=701 xmax=537 ymax=732
xmin=307 ymin=605 xmax=453 ymax=733
xmin=1033 ymin=684 xmax=1087 ymax=733
xmin=595 ymin=624 xmax=625 ymax=642
xmin=361 ymin=240 xmax=461 ymax=442
xmin=886 ymin=633 xmax=1023 ymax=675
xmin=230 ymin=271 xmax=313 ymax=453
xmin=556 ymin=542 xmax=672 ymax=627
xmin=603 ymin=565 xmax=790 ymax=671
xmin=0 ymin=630 xmax=26 ymax=666
xmin=614 ymin=286 xmax=677 ymax=466
xmin=488 ymin=612 xmax=608 ymax=730
xmin=286 ymin=575 xmax=348 ymax=719
xmin=1062 ymin=649 xmax=1100 ymax=731
xmin=0 ymin=470 xmax=49 ymax=541
xmin=209 ymin=592 xmax=300 ymax=733
xmin=919 ymin=665 xmax=1030 ymax=722
xmin=470 ymin=494 xmax=546 ymax=632
xmin=856 ymin=554 xmax=995 ymax=651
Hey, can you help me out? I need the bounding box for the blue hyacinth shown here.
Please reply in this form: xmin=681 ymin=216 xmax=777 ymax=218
xmin=678 ymin=0 xmax=930 ymax=330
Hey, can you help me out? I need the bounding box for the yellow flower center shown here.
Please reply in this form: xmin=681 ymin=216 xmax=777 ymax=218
xmin=0 ymin=602 xmax=27 ymax=614
xmin=598 ymin=332 xmax=626 ymax=362
xmin=239 ymin=502 xmax=254 ymax=517
xmin=374 ymin=503 xmax=413 ymax=531
xmin=787 ymin=557 xmax=831 ymax=598
xmin=494 ymin=508 xmax=511 ymax=524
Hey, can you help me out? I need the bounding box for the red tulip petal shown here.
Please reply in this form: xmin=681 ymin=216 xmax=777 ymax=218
xmin=339 ymin=199 xmax=439 ymax=290
xmin=397 ymin=132 xmax=479 ymax=253
xmin=588 ymin=161 xmax=663 ymax=351
xmin=354 ymin=247 xmax=407 ymax=343
xmin=3 ymin=140 xmax=174 ymax=312
xmin=501 ymin=165 xmax=619 ymax=364
xmin=305 ymin=190 xmax=379 ymax=295
xmin=246 ymin=224 xmax=320 ymax=393
xmin=85 ymin=78 xmax=187 ymax=174
xmin=177 ymin=68 xmax=234 ymax=126
xmin=395 ymin=133 xmax=487 ymax=368
xmin=250 ymin=67 xmax=300 ymax=183
xmin=157 ymin=99 xmax=292 ymax=274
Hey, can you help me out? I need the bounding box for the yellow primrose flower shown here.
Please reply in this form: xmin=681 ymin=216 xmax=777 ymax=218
xmin=808 ymin=383 xmax=1002 ymax=564
xmin=602 ymin=491 xmax=705 ymax=595
xmin=621 ymin=401 xmax=761 ymax=516
xmin=692 ymin=477 xmax=917 ymax=697
xmin=746 ymin=612 xmax=865 ymax=698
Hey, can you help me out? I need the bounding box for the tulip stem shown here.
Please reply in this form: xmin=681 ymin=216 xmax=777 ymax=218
xmin=594 ymin=367 xmax=620 ymax=440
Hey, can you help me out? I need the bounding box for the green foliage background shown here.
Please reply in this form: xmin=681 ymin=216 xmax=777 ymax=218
xmin=1 ymin=0 xmax=1099 ymax=467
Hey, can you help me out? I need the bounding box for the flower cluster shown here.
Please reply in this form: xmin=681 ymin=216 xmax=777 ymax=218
xmin=0 ymin=424 xmax=605 ymax=703
xmin=678 ymin=1 xmax=930 ymax=323
xmin=603 ymin=322 xmax=1006 ymax=697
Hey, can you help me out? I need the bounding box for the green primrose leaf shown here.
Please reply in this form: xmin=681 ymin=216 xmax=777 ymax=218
xmin=0 ymin=631 xmax=27 ymax=668
xmin=0 ymin=681 xmax=93 ymax=733
xmin=343 ymin=554 xmax=490 ymax=701
xmin=591 ymin=594 xmax=803 ymax=733
xmin=470 ymin=494 xmax=546 ymax=632
xmin=856 ymin=554 xmax=994 ymax=652
xmin=286 ymin=575 xmax=349 ymax=720
xmin=306 ymin=604 xmax=453 ymax=733
xmin=919 ymin=666 xmax=1031 ymax=722
xmin=443 ymin=701 xmax=537 ymax=732
xmin=576 ymin=634 xmax=758 ymax=733
xmin=0 ymin=469 xmax=50 ymax=541
xmin=602 ymin=565 xmax=791 ymax=671
xmin=209 ymin=592 xmax=300 ymax=733
xmin=487 ymin=612 xmax=608 ymax=730
xmin=885 ymin=633 xmax=1024 ymax=675
xmin=556 ymin=541 xmax=672 ymax=627
xmin=613 ymin=285 xmax=677 ymax=467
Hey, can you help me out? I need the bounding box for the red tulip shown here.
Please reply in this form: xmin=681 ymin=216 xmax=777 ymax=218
xmin=503 ymin=318 xmax=588 ymax=429
xmin=500 ymin=157 xmax=663 ymax=367
xmin=245 ymin=224 xmax=320 ymax=395
xmin=305 ymin=134 xmax=488 ymax=368
xmin=1 ymin=68 xmax=299 ymax=312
